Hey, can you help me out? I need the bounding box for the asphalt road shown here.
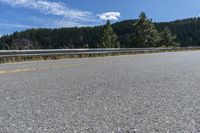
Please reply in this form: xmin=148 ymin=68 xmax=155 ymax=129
xmin=1 ymin=51 xmax=200 ymax=133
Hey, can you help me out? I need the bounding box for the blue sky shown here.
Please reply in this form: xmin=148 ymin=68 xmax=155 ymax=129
xmin=0 ymin=0 xmax=200 ymax=35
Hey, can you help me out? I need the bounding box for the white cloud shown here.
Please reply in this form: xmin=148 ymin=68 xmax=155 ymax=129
xmin=0 ymin=0 xmax=122 ymax=30
xmin=28 ymin=16 xmax=86 ymax=28
xmin=0 ymin=22 xmax=33 ymax=28
xmin=97 ymin=12 xmax=121 ymax=21
xmin=0 ymin=0 xmax=96 ymax=22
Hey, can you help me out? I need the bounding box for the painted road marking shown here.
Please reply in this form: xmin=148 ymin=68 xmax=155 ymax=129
xmin=0 ymin=59 xmax=129 ymax=75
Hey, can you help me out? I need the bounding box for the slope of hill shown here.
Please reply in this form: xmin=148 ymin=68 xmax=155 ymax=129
xmin=0 ymin=17 xmax=200 ymax=49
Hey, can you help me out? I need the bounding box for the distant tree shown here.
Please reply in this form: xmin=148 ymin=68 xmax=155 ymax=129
xmin=132 ymin=12 xmax=160 ymax=47
xmin=2 ymin=17 xmax=200 ymax=50
xmin=99 ymin=20 xmax=120 ymax=48
xmin=159 ymin=27 xmax=179 ymax=47
xmin=12 ymin=39 xmax=35 ymax=50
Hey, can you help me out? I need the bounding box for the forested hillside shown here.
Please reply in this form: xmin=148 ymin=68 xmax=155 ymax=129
xmin=0 ymin=15 xmax=200 ymax=50
xmin=156 ymin=18 xmax=200 ymax=47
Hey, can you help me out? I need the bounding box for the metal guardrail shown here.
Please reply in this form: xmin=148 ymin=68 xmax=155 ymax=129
xmin=0 ymin=47 xmax=199 ymax=57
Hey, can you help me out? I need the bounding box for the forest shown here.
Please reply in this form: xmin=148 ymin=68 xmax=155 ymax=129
xmin=0 ymin=12 xmax=200 ymax=50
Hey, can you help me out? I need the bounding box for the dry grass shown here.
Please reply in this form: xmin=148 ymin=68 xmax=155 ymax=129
xmin=0 ymin=48 xmax=199 ymax=64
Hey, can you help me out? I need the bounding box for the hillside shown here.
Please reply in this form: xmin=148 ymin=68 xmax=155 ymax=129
xmin=0 ymin=17 xmax=200 ymax=49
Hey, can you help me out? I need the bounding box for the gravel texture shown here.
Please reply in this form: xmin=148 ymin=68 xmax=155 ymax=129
xmin=0 ymin=51 xmax=200 ymax=132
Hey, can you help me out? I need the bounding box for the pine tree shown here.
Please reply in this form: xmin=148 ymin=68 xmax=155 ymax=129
xmin=133 ymin=12 xmax=160 ymax=47
xmin=99 ymin=20 xmax=120 ymax=48
xmin=160 ymin=27 xmax=179 ymax=47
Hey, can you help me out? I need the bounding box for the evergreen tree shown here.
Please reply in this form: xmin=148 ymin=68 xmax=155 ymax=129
xmin=133 ymin=12 xmax=160 ymax=47
xmin=2 ymin=16 xmax=200 ymax=50
xmin=159 ymin=27 xmax=179 ymax=47
xmin=99 ymin=20 xmax=120 ymax=48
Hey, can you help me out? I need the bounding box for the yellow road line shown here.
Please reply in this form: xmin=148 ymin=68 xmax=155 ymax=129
xmin=0 ymin=71 xmax=7 ymax=74
xmin=0 ymin=59 xmax=129 ymax=75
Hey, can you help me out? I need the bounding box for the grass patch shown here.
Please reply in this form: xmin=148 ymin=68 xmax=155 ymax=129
xmin=0 ymin=48 xmax=199 ymax=64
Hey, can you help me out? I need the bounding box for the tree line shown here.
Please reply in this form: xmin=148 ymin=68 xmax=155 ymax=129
xmin=0 ymin=12 xmax=200 ymax=50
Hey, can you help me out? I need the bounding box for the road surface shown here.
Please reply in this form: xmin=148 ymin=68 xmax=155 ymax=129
xmin=0 ymin=51 xmax=200 ymax=132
